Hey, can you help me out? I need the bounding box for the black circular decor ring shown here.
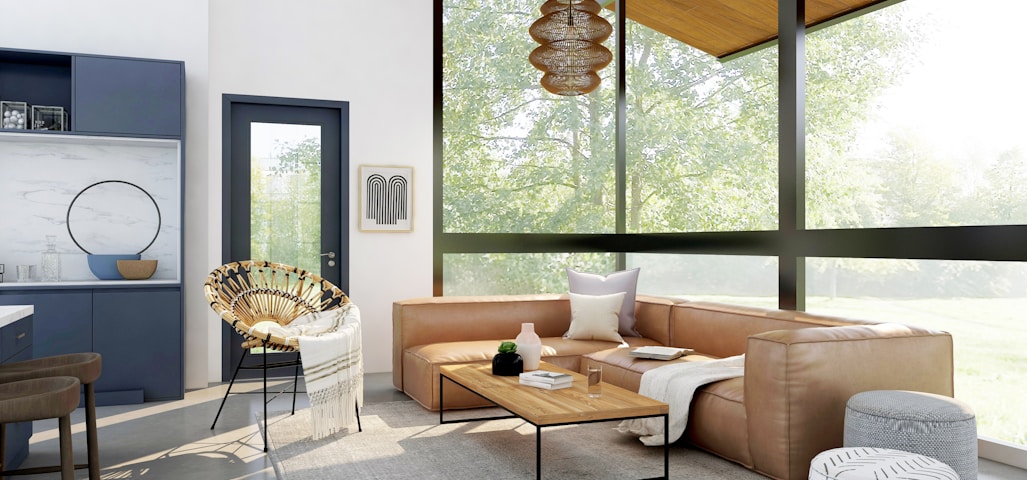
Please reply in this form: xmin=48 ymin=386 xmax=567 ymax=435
xmin=66 ymin=180 xmax=162 ymax=255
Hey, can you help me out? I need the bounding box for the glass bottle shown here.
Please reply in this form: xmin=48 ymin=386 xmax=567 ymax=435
xmin=515 ymin=322 xmax=542 ymax=371
xmin=40 ymin=235 xmax=61 ymax=282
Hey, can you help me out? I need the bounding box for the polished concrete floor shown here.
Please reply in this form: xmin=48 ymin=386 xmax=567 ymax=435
xmin=16 ymin=372 xmax=1027 ymax=479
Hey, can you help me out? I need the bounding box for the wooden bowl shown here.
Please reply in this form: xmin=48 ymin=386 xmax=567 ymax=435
xmin=116 ymin=259 xmax=158 ymax=280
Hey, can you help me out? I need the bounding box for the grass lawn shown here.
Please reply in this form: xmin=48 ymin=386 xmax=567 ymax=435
xmin=687 ymin=295 xmax=1027 ymax=446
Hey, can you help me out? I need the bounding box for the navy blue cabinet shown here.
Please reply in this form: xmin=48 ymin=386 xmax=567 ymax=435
xmin=93 ymin=289 xmax=182 ymax=401
xmin=0 ymin=47 xmax=185 ymax=406
xmin=1 ymin=47 xmax=184 ymax=137
xmin=0 ymin=291 xmax=92 ymax=358
xmin=0 ymin=288 xmax=183 ymax=404
xmin=1 ymin=315 xmax=34 ymax=470
xmin=73 ymin=56 xmax=183 ymax=137
xmin=0 ymin=50 xmax=71 ymax=112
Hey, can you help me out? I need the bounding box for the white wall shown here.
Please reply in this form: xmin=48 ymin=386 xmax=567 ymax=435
xmin=207 ymin=0 xmax=433 ymax=381
xmin=3 ymin=0 xmax=211 ymax=390
xmin=4 ymin=0 xmax=432 ymax=389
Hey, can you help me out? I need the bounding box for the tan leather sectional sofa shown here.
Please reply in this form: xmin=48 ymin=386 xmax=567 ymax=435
xmin=392 ymin=294 xmax=954 ymax=480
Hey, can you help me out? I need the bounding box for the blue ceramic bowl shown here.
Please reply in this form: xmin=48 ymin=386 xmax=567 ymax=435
xmin=87 ymin=254 xmax=141 ymax=280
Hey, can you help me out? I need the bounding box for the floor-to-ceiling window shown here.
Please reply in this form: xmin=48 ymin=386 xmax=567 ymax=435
xmin=437 ymin=0 xmax=1026 ymax=452
xmin=805 ymin=1 xmax=1027 ymax=447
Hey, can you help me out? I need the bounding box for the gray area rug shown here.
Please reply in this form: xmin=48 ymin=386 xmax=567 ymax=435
xmin=261 ymin=401 xmax=768 ymax=480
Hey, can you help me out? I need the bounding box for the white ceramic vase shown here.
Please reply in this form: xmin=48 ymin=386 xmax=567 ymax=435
xmin=515 ymin=322 xmax=542 ymax=371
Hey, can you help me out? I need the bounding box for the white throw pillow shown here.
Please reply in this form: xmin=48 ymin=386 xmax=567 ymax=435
xmin=567 ymin=267 xmax=641 ymax=337
xmin=565 ymin=292 xmax=627 ymax=343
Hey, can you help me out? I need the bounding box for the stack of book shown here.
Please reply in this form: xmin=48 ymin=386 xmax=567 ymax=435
xmin=629 ymin=346 xmax=693 ymax=360
xmin=519 ymin=370 xmax=573 ymax=390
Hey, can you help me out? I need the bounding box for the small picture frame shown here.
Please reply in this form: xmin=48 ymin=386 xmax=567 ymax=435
xmin=358 ymin=165 xmax=413 ymax=232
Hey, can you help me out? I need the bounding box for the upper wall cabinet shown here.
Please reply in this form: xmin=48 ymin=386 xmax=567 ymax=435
xmin=0 ymin=48 xmax=183 ymax=137
xmin=73 ymin=56 xmax=183 ymax=137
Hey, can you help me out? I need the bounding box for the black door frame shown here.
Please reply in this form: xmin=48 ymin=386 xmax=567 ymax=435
xmin=220 ymin=94 xmax=350 ymax=381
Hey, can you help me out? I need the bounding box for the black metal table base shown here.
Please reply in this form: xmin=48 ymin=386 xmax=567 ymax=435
xmin=440 ymin=373 xmax=669 ymax=480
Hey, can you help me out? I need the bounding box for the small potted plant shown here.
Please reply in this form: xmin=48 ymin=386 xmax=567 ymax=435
xmin=492 ymin=341 xmax=524 ymax=376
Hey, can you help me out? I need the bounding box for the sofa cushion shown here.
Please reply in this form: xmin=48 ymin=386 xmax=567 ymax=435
xmin=404 ymin=337 xmax=647 ymax=410
xmin=567 ymin=267 xmax=641 ymax=337
xmin=581 ymin=345 xmax=715 ymax=392
xmin=688 ymin=377 xmax=752 ymax=468
xmin=582 ymin=347 xmax=752 ymax=466
xmin=566 ymin=292 xmax=627 ymax=342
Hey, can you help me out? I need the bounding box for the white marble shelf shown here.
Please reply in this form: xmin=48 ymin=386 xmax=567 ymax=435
xmin=0 ymin=280 xmax=179 ymax=289
xmin=0 ymin=305 xmax=33 ymax=329
xmin=0 ymin=130 xmax=179 ymax=147
xmin=0 ymin=130 xmax=182 ymax=283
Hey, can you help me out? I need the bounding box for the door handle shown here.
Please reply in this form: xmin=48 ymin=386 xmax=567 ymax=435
xmin=320 ymin=252 xmax=336 ymax=267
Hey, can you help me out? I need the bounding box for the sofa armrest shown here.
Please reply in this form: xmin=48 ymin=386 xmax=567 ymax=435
xmin=744 ymin=323 xmax=953 ymax=480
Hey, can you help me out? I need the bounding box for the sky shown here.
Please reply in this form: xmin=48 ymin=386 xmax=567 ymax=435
xmin=250 ymin=122 xmax=320 ymax=165
xmin=862 ymin=0 xmax=1027 ymax=161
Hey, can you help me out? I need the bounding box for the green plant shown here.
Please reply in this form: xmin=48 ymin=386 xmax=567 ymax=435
xmin=498 ymin=341 xmax=517 ymax=354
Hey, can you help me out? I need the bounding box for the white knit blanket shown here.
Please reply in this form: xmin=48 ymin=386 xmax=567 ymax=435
xmin=253 ymin=303 xmax=364 ymax=440
xmin=617 ymin=354 xmax=744 ymax=446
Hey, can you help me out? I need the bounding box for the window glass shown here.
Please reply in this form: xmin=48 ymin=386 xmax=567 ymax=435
xmin=443 ymin=253 xmax=615 ymax=295
xmin=628 ymin=254 xmax=778 ymax=308
xmin=806 ymin=258 xmax=1027 ymax=446
xmin=626 ymin=24 xmax=778 ymax=233
xmin=250 ymin=122 xmax=321 ymax=273
xmin=807 ymin=1 xmax=1027 ymax=228
xmin=442 ymin=1 xmax=616 ymax=233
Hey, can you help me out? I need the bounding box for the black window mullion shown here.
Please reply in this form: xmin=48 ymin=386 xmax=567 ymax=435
xmin=779 ymin=0 xmax=806 ymax=311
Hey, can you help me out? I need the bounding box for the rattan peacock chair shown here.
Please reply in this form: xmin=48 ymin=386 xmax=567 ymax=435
xmin=204 ymin=260 xmax=358 ymax=450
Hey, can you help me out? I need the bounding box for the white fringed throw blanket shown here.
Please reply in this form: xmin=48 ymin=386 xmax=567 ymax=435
xmin=253 ymin=303 xmax=363 ymax=440
xmin=617 ymin=354 xmax=744 ymax=446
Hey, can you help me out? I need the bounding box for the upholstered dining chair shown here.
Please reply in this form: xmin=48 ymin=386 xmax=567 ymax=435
xmin=204 ymin=260 xmax=360 ymax=450
xmin=0 ymin=352 xmax=102 ymax=480
xmin=0 ymin=376 xmax=81 ymax=480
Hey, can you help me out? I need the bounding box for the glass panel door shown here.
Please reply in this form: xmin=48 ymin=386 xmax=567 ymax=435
xmin=222 ymin=96 xmax=348 ymax=379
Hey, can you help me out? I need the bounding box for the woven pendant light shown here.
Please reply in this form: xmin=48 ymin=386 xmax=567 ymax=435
xmin=541 ymin=71 xmax=601 ymax=96
xmin=529 ymin=0 xmax=612 ymax=96
xmin=540 ymin=0 xmax=601 ymax=15
xmin=529 ymin=1 xmax=611 ymax=44
xmin=529 ymin=40 xmax=613 ymax=75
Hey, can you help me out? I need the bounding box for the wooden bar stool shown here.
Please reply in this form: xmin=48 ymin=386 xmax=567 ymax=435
xmin=0 ymin=353 xmax=102 ymax=480
xmin=0 ymin=376 xmax=81 ymax=480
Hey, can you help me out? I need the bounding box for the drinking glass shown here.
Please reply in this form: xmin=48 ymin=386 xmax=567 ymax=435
xmin=16 ymin=265 xmax=33 ymax=282
xmin=587 ymin=365 xmax=602 ymax=398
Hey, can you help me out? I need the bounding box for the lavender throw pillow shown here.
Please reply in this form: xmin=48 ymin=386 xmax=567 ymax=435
xmin=566 ymin=267 xmax=641 ymax=337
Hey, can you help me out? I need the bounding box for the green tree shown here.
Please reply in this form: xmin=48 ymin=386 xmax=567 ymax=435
xmin=249 ymin=139 xmax=321 ymax=273
xmin=442 ymin=1 xmax=923 ymax=294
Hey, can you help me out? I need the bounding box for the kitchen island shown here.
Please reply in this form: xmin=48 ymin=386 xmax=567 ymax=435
xmin=0 ymin=304 xmax=33 ymax=469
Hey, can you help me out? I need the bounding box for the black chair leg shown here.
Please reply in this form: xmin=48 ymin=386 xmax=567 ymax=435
xmin=211 ymin=349 xmax=249 ymax=429
xmin=262 ymin=344 xmax=268 ymax=452
xmin=356 ymin=401 xmax=362 ymax=432
xmin=291 ymin=352 xmax=301 ymax=415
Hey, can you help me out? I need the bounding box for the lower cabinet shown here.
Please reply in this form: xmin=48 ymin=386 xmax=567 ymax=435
xmin=93 ymin=289 xmax=183 ymax=402
xmin=2 ymin=316 xmax=33 ymax=470
xmin=0 ymin=290 xmax=92 ymax=358
xmin=0 ymin=286 xmax=183 ymax=405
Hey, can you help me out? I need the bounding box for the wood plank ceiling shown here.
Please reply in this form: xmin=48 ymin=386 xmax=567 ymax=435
xmin=617 ymin=0 xmax=893 ymax=58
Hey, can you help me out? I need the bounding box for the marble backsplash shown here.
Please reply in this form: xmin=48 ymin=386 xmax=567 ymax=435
xmin=0 ymin=133 xmax=180 ymax=283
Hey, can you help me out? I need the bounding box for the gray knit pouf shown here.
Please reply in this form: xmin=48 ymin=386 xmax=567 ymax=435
xmin=809 ymin=447 xmax=959 ymax=480
xmin=844 ymin=390 xmax=977 ymax=480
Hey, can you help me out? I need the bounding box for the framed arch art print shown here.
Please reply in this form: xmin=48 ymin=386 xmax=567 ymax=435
xmin=359 ymin=165 xmax=413 ymax=232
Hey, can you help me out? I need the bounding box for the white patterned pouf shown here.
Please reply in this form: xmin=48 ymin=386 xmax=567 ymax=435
xmin=844 ymin=390 xmax=977 ymax=480
xmin=809 ymin=447 xmax=959 ymax=480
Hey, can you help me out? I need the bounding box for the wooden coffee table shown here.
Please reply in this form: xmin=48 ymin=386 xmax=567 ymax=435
xmin=439 ymin=362 xmax=669 ymax=480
